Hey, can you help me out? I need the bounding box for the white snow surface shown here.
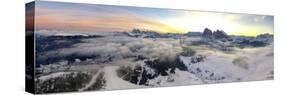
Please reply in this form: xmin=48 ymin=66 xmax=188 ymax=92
xmin=36 ymin=34 xmax=273 ymax=91
xmin=103 ymin=66 xmax=146 ymax=90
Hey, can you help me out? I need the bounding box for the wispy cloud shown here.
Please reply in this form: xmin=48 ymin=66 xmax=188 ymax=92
xmin=35 ymin=6 xmax=180 ymax=33
xmin=34 ymin=1 xmax=274 ymax=36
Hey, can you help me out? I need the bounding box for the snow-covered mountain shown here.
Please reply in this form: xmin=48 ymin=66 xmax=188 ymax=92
xmin=34 ymin=29 xmax=273 ymax=94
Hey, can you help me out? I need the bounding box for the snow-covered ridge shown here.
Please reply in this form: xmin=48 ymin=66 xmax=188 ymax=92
xmin=34 ymin=29 xmax=273 ymax=93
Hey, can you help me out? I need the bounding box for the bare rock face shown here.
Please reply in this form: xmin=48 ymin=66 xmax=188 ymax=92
xmin=202 ymin=28 xmax=213 ymax=40
xmin=202 ymin=28 xmax=230 ymax=42
xmin=213 ymin=30 xmax=229 ymax=39
xmin=132 ymin=28 xmax=141 ymax=33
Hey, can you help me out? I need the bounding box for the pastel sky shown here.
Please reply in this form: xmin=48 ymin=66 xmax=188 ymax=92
xmin=34 ymin=1 xmax=274 ymax=36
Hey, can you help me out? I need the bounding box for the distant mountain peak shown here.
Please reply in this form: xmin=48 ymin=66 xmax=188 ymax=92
xmin=202 ymin=28 xmax=229 ymax=40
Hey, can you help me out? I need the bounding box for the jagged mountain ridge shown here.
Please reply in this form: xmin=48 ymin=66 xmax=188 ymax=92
xmin=34 ymin=28 xmax=273 ymax=93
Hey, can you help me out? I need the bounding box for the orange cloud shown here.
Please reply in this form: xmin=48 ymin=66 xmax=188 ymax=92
xmin=35 ymin=8 xmax=181 ymax=33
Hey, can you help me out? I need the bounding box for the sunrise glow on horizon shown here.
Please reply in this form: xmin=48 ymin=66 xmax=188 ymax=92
xmin=31 ymin=1 xmax=274 ymax=37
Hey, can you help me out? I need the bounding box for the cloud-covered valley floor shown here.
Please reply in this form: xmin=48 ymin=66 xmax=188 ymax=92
xmin=34 ymin=31 xmax=273 ymax=93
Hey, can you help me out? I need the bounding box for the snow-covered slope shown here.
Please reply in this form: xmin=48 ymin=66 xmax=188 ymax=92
xmin=34 ymin=31 xmax=273 ymax=93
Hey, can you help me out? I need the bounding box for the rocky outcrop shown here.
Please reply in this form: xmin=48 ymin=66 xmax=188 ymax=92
xmin=202 ymin=28 xmax=213 ymax=40
xmin=213 ymin=30 xmax=229 ymax=39
xmin=256 ymin=33 xmax=273 ymax=39
xmin=202 ymin=28 xmax=229 ymax=41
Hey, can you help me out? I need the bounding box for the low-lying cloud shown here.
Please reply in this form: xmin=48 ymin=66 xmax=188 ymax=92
xmin=39 ymin=36 xmax=183 ymax=64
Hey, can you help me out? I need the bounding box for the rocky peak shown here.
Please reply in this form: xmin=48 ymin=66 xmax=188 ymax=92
xmin=256 ymin=33 xmax=273 ymax=39
xmin=202 ymin=28 xmax=230 ymax=41
xmin=132 ymin=29 xmax=141 ymax=33
xmin=213 ymin=30 xmax=229 ymax=39
xmin=202 ymin=28 xmax=213 ymax=40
